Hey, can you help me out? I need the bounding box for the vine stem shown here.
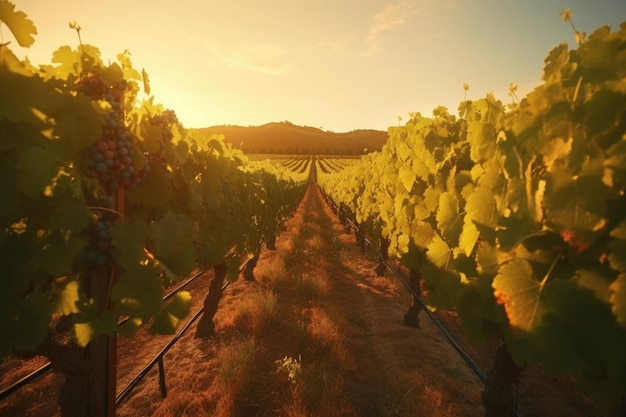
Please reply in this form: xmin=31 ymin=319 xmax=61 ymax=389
xmin=88 ymin=206 xmax=125 ymax=219
xmin=540 ymin=247 xmax=564 ymax=287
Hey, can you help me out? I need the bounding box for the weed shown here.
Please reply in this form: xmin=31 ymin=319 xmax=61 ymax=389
xmin=275 ymin=355 xmax=303 ymax=384
xmin=293 ymin=273 xmax=327 ymax=299
xmin=306 ymin=234 xmax=324 ymax=251
xmin=256 ymin=256 xmax=288 ymax=287
xmin=234 ymin=289 xmax=279 ymax=335
xmin=214 ymin=336 xmax=258 ymax=393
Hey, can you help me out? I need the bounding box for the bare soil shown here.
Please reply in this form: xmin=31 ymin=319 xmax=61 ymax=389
xmin=0 ymin=183 xmax=606 ymax=416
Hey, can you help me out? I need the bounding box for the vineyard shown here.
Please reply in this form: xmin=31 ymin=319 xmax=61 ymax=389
xmin=2 ymin=1 xmax=626 ymax=417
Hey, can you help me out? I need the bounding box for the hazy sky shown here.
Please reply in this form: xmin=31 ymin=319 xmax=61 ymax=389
xmin=8 ymin=0 xmax=626 ymax=132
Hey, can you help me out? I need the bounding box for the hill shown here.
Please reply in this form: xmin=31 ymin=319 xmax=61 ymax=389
xmin=197 ymin=122 xmax=388 ymax=155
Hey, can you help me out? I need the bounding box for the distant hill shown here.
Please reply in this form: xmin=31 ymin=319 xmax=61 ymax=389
xmin=197 ymin=122 xmax=388 ymax=155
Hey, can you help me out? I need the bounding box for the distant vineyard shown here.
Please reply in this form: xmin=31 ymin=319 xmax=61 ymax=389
xmin=246 ymin=155 xmax=360 ymax=177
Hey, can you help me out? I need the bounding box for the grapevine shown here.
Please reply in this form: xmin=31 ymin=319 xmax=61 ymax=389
xmin=318 ymin=18 xmax=626 ymax=415
xmin=1 ymin=2 xmax=308 ymax=416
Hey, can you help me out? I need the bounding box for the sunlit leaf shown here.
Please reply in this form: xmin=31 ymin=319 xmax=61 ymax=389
xmin=398 ymin=162 xmax=415 ymax=192
xmin=465 ymin=185 xmax=499 ymax=229
xmin=426 ymin=232 xmax=451 ymax=269
xmin=436 ymin=191 xmax=462 ymax=246
xmin=0 ymin=0 xmax=37 ymax=47
xmin=72 ymin=309 xmax=117 ymax=347
xmin=52 ymin=279 xmax=80 ymax=315
xmin=141 ymin=68 xmax=151 ymax=95
xmin=99 ymin=62 xmax=124 ymax=87
xmin=468 ymin=121 xmax=498 ymax=163
xmin=493 ymin=258 xmax=554 ymax=332
xmin=149 ymin=291 xmax=191 ymax=334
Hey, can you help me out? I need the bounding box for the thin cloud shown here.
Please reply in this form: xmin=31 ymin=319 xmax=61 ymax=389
xmin=190 ymin=37 xmax=290 ymax=75
xmin=366 ymin=0 xmax=418 ymax=53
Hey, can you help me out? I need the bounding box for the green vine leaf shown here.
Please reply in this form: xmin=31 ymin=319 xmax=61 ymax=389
xmin=493 ymin=258 xmax=556 ymax=332
xmin=16 ymin=145 xmax=59 ymax=199
xmin=51 ymin=279 xmax=80 ymax=315
xmin=149 ymin=211 xmax=196 ymax=276
xmin=0 ymin=0 xmax=37 ymax=47
xmin=545 ymin=161 xmax=615 ymax=251
xmin=465 ymin=185 xmax=499 ymax=230
xmin=4 ymin=293 xmax=51 ymax=353
xmin=73 ymin=308 xmax=117 ymax=348
xmin=436 ymin=191 xmax=462 ymax=246
xmin=149 ymin=291 xmax=191 ymax=334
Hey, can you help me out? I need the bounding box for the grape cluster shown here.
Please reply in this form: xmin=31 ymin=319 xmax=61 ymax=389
xmin=76 ymin=197 xmax=117 ymax=267
xmin=75 ymin=74 xmax=109 ymax=97
xmin=146 ymin=109 xmax=179 ymax=165
xmin=77 ymin=74 xmax=150 ymax=190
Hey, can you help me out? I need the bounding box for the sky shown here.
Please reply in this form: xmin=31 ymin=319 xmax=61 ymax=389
xmin=6 ymin=0 xmax=626 ymax=132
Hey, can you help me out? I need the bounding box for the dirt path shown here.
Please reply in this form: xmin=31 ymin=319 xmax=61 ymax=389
xmin=2 ymin=181 xmax=605 ymax=417
xmin=281 ymin=183 xmax=485 ymax=416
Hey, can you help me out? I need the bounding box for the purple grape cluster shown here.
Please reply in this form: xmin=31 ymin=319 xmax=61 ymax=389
xmin=76 ymin=197 xmax=116 ymax=267
xmin=78 ymin=74 xmax=150 ymax=190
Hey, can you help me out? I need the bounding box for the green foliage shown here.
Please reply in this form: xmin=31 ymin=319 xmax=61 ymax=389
xmin=149 ymin=291 xmax=192 ymax=334
xmin=0 ymin=2 xmax=307 ymax=357
xmin=0 ymin=0 xmax=37 ymax=47
xmin=318 ymin=20 xmax=626 ymax=409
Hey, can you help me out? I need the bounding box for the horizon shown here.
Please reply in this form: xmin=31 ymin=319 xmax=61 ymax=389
xmin=199 ymin=120 xmax=387 ymax=133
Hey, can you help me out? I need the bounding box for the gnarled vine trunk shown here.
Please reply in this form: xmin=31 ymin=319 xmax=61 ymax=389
xmin=266 ymin=234 xmax=277 ymax=251
xmin=243 ymin=251 xmax=260 ymax=281
xmin=403 ymin=268 xmax=422 ymax=328
xmin=195 ymin=263 xmax=228 ymax=338
xmin=482 ymin=341 xmax=522 ymax=417
xmin=374 ymin=238 xmax=390 ymax=277
xmin=355 ymin=221 xmax=366 ymax=252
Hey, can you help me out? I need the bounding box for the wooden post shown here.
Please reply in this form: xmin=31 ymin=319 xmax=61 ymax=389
xmin=86 ymin=186 xmax=124 ymax=417
xmin=158 ymin=358 xmax=167 ymax=398
xmin=85 ymin=266 xmax=116 ymax=417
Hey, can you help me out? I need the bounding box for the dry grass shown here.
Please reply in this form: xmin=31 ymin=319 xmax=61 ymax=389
xmin=281 ymin=363 xmax=357 ymax=417
xmin=305 ymin=234 xmax=324 ymax=251
xmin=292 ymin=272 xmax=329 ymax=299
xmin=232 ymin=288 xmax=279 ymax=335
xmin=300 ymin=307 xmax=355 ymax=370
xmin=212 ymin=336 xmax=260 ymax=417
xmin=255 ymin=255 xmax=288 ymax=287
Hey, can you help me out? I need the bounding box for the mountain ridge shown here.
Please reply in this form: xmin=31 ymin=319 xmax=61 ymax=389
xmin=197 ymin=122 xmax=388 ymax=155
